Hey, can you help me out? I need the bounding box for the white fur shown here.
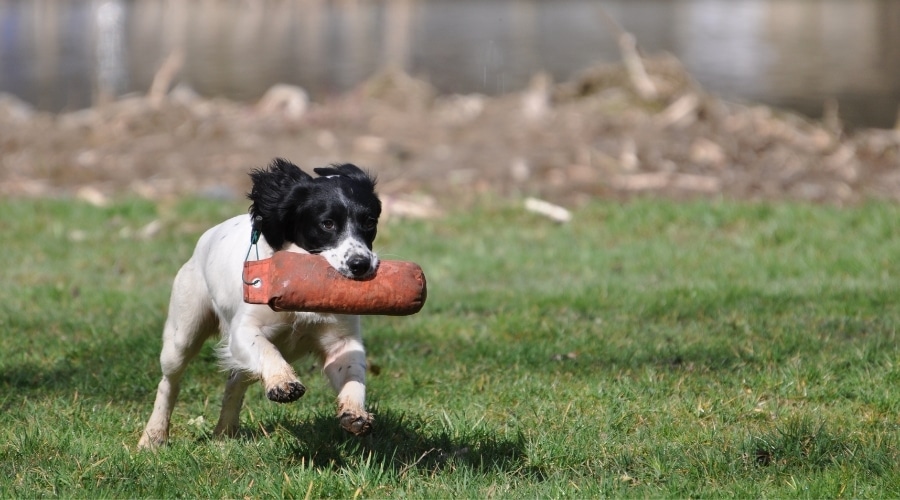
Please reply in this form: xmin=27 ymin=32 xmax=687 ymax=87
xmin=138 ymin=214 xmax=374 ymax=449
xmin=320 ymin=231 xmax=380 ymax=279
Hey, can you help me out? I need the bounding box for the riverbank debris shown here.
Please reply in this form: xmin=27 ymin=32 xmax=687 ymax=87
xmin=1 ymin=54 xmax=899 ymax=207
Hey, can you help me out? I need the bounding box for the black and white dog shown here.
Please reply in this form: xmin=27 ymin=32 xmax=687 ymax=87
xmin=139 ymin=159 xmax=381 ymax=449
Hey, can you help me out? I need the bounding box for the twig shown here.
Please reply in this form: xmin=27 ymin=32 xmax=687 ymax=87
xmin=823 ymin=98 xmax=842 ymax=135
xmin=399 ymin=448 xmax=437 ymax=478
xmin=149 ymin=49 xmax=184 ymax=105
xmin=525 ymin=197 xmax=572 ymax=223
xmin=611 ymin=172 xmax=720 ymax=193
xmin=655 ymin=93 xmax=700 ymax=128
xmin=596 ymin=7 xmax=658 ymax=100
xmin=618 ymin=33 xmax=658 ymax=100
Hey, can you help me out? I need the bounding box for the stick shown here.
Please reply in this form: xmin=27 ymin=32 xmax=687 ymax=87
xmin=149 ymin=49 xmax=184 ymax=104
xmin=596 ymin=7 xmax=658 ymax=100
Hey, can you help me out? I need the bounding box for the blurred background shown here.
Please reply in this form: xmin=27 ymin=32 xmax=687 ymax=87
xmin=1 ymin=0 xmax=899 ymax=130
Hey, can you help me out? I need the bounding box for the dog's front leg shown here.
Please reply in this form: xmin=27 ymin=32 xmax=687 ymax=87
xmin=228 ymin=315 xmax=306 ymax=404
xmin=322 ymin=331 xmax=373 ymax=436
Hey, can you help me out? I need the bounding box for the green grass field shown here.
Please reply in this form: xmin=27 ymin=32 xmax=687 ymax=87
xmin=1 ymin=197 xmax=899 ymax=497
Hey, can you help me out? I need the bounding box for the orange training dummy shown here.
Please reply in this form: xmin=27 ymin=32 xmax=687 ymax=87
xmin=243 ymin=252 xmax=426 ymax=315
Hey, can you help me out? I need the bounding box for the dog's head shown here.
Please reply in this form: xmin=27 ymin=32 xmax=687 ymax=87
xmin=248 ymin=159 xmax=381 ymax=279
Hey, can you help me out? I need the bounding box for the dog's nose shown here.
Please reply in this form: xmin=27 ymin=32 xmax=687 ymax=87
xmin=347 ymin=255 xmax=372 ymax=277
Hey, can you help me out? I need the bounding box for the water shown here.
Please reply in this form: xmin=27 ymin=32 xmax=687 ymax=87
xmin=1 ymin=0 xmax=898 ymax=129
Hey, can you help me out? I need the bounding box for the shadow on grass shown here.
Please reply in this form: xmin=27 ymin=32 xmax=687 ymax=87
xmin=0 ymin=333 xmax=162 ymax=405
xmin=746 ymin=416 xmax=896 ymax=475
xmin=246 ymin=408 xmax=532 ymax=478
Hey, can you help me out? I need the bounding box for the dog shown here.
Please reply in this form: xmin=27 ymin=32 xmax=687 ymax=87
xmin=138 ymin=159 xmax=381 ymax=449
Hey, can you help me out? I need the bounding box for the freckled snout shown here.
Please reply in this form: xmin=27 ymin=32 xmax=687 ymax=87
xmin=322 ymin=237 xmax=380 ymax=280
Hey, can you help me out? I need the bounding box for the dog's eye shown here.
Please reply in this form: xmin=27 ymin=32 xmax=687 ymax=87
xmin=321 ymin=219 xmax=336 ymax=231
xmin=363 ymin=217 xmax=377 ymax=230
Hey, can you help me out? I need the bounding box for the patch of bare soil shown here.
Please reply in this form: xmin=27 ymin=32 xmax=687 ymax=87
xmin=2 ymin=54 xmax=899 ymax=212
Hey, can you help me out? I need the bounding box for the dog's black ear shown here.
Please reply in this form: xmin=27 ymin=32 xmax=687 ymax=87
xmin=252 ymin=158 xmax=313 ymax=189
xmin=248 ymin=158 xmax=312 ymax=249
xmin=314 ymin=163 xmax=377 ymax=186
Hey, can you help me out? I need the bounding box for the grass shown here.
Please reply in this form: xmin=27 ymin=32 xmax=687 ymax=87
xmin=1 ymin=196 xmax=899 ymax=497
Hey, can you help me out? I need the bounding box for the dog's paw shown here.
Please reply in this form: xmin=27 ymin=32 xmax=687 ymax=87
xmin=137 ymin=429 xmax=167 ymax=450
xmin=340 ymin=410 xmax=374 ymax=436
xmin=266 ymin=380 xmax=306 ymax=403
xmin=212 ymin=421 xmax=240 ymax=438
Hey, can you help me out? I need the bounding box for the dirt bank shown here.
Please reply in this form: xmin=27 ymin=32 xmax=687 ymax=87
xmin=2 ymin=54 xmax=899 ymax=210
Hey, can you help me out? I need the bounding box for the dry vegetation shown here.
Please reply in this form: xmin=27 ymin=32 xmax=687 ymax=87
xmin=2 ymin=53 xmax=899 ymax=210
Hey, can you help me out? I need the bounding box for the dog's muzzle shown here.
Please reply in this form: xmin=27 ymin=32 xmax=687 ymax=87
xmin=347 ymin=255 xmax=375 ymax=278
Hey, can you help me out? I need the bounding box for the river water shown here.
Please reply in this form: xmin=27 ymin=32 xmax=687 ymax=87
xmin=1 ymin=0 xmax=898 ymax=129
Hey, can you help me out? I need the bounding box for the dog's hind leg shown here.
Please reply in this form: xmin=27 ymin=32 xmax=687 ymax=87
xmin=212 ymin=370 xmax=254 ymax=438
xmin=139 ymin=261 xmax=216 ymax=449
